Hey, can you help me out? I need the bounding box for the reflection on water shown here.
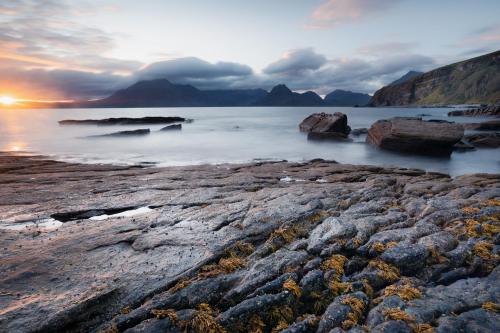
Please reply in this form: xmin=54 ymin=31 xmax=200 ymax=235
xmin=2 ymin=140 xmax=27 ymax=152
xmin=0 ymin=106 xmax=498 ymax=176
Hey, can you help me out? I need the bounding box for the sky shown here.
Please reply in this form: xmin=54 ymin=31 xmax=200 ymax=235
xmin=0 ymin=0 xmax=499 ymax=101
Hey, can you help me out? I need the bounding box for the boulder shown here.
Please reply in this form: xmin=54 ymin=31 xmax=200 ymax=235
xmin=366 ymin=117 xmax=464 ymax=156
xmin=299 ymin=112 xmax=351 ymax=138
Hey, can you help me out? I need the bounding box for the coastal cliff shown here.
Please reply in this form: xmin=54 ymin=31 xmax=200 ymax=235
xmin=370 ymin=50 xmax=500 ymax=106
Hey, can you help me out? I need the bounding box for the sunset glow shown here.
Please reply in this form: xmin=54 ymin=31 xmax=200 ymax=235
xmin=0 ymin=96 xmax=16 ymax=106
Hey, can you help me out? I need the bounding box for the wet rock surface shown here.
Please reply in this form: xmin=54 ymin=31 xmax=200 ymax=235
xmin=0 ymin=153 xmax=499 ymax=333
xmin=366 ymin=117 xmax=464 ymax=156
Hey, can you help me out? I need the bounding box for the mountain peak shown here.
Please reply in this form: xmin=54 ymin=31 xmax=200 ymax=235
xmin=269 ymin=84 xmax=292 ymax=95
xmin=389 ymin=70 xmax=424 ymax=86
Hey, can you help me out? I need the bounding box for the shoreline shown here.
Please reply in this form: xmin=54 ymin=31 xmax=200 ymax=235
xmin=0 ymin=153 xmax=499 ymax=332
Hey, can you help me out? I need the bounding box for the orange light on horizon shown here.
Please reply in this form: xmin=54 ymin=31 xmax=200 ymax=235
xmin=0 ymin=96 xmax=17 ymax=106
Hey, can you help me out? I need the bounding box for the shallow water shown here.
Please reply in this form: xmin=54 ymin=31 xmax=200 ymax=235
xmin=0 ymin=106 xmax=498 ymax=176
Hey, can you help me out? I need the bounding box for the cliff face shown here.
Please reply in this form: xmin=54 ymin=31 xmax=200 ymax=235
xmin=370 ymin=50 xmax=500 ymax=106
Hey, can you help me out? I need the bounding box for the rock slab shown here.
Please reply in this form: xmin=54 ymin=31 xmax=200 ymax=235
xmin=366 ymin=117 xmax=464 ymax=156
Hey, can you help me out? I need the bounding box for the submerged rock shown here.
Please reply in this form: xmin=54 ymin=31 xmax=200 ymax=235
xmin=366 ymin=117 xmax=464 ymax=156
xmin=160 ymin=124 xmax=182 ymax=131
xmin=86 ymin=129 xmax=151 ymax=138
xmin=59 ymin=116 xmax=186 ymax=125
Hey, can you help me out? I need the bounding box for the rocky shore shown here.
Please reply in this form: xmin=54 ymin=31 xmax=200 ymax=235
xmin=0 ymin=153 xmax=499 ymax=333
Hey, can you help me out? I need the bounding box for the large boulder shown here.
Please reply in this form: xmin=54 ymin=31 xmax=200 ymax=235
xmin=299 ymin=112 xmax=351 ymax=138
xmin=366 ymin=117 xmax=464 ymax=156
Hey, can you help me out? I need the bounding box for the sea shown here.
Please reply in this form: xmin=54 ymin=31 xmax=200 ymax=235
xmin=0 ymin=106 xmax=498 ymax=176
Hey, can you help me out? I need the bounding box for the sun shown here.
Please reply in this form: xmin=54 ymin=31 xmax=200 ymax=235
xmin=0 ymin=96 xmax=17 ymax=106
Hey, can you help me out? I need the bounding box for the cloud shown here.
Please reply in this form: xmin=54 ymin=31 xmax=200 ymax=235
xmin=446 ymin=24 xmax=499 ymax=60
xmin=137 ymin=57 xmax=253 ymax=80
xmin=263 ymin=48 xmax=327 ymax=74
xmin=260 ymin=52 xmax=435 ymax=94
xmin=451 ymin=24 xmax=500 ymax=48
xmin=134 ymin=57 xmax=255 ymax=91
xmin=307 ymin=0 xmax=402 ymax=29
xmin=0 ymin=0 xmax=141 ymax=73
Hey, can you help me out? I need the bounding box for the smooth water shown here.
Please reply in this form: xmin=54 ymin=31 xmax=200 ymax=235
xmin=0 ymin=106 xmax=498 ymax=176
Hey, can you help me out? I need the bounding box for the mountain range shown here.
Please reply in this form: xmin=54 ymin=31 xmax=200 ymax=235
xmin=370 ymin=50 xmax=500 ymax=106
xmin=74 ymin=80 xmax=371 ymax=108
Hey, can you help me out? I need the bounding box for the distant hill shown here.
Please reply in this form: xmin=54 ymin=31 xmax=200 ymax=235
xmin=389 ymin=71 xmax=423 ymax=86
xmin=370 ymin=50 xmax=500 ymax=106
xmin=254 ymin=84 xmax=325 ymax=106
xmin=324 ymin=89 xmax=371 ymax=106
xmin=82 ymin=79 xmax=267 ymax=107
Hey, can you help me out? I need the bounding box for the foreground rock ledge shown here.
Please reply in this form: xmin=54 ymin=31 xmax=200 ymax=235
xmin=0 ymin=153 xmax=498 ymax=333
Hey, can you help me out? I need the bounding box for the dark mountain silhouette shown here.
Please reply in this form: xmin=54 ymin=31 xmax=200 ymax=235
xmin=389 ymin=71 xmax=424 ymax=86
xmin=324 ymin=89 xmax=371 ymax=106
xmin=81 ymin=79 xmax=267 ymax=108
xmin=254 ymin=84 xmax=325 ymax=106
xmin=83 ymin=81 xmax=326 ymax=107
